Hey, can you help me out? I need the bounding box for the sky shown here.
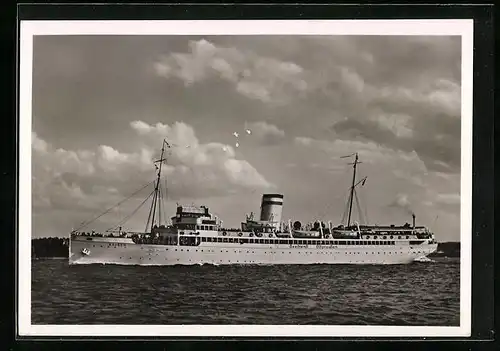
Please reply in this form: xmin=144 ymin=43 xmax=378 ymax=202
xmin=31 ymin=35 xmax=462 ymax=241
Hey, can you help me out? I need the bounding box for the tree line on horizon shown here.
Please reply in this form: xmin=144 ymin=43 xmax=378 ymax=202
xmin=32 ymin=237 xmax=69 ymax=258
xmin=31 ymin=237 xmax=460 ymax=259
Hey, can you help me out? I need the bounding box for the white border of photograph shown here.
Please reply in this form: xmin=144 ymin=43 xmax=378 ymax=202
xmin=18 ymin=19 xmax=473 ymax=337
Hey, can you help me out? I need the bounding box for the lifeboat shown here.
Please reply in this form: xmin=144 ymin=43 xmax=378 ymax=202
xmin=292 ymin=230 xmax=321 ymax=238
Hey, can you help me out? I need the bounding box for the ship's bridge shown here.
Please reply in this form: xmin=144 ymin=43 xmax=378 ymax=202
xmin=169 ymin=205 xmax=220 ymax=231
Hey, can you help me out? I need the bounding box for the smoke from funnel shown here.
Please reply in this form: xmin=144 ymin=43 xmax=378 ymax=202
xmin=389 ymin=193 xmax=415 ymax=216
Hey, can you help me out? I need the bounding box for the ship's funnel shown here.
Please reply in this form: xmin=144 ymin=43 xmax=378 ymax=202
xmin=412 ymin=213 xmax=416 ymax=229
xmin=260 ymin=194 xmax=284 ymax=229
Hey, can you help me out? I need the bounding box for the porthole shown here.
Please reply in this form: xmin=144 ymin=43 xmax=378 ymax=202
xmin=383 ymin=236 xmax=387 ymax=239
xmin=390 ymin=235 xmax=393 ymax=239
xmin=406 ymin=236 xmax=409 ymax=239
xmin=366 ymin=236 xmax=370 ymax=239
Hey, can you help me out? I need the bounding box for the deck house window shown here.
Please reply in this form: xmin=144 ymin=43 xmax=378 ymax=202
xmin=217 ymin=238 xmax=222 ymax=243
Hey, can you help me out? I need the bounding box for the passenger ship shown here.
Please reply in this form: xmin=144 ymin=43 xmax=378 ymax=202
xmin=69 ymin=139 xmax=438 ymax=265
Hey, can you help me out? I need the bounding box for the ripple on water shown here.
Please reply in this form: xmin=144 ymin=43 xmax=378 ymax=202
xmin=31 ymin=260 xmax=460 ymax=325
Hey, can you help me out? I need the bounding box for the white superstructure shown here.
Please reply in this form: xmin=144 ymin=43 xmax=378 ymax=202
xmin=68 ymin=140 xmax=438 ymax=266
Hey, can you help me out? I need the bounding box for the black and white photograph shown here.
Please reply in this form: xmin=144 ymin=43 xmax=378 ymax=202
xmin=18 ymin=19 xmax=473 ymax=337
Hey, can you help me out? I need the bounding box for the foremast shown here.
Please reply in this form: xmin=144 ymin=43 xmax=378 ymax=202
xmin=146 ymin=139 xmax=171 ymax=233
xmin=341 ymin=153 xmax=367 ymax=228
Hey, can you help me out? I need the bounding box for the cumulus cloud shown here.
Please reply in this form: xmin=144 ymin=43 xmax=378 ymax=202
xmin=293 ymin=136 xmax=425 ymax=169
xmin=245 ymin=121 xmax=285 ymax=145
xmin=154 ymin=39 xmax=307 ymax=104
xmin=284 ymin=36 xmax=462 ymax=175
xmin=388 ymin=193 xmax=415 ymax=216
xmin=32 ymin=122 xmax=273 ymax=217
xmin=31 ymin=35 xmax=462 ymax=241
xmin=435 ymin=193 xmax=461 ymax=206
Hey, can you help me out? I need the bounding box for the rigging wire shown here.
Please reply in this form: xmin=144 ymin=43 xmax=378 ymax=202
xmin=106 ymin=189 xmax=156 ymax=232
xmin=340 ymin=190 xmax=351 ymax=225
xmin=75 ymin=180 xmax=155 ymax=232
xmin=145 ymin=187 xmax=155 ymax=233
xmin=162 ymin=180 xmax=168 ymax=225
xmin=315 ymin=167 xmax=351 ymax=222
xmin=359 ymin=184 xmax=370 ymax=225
xmin=158 ymin=181 xmax=163 ymax=226
xmin=354 ymin=188 xmax=365 ymax=225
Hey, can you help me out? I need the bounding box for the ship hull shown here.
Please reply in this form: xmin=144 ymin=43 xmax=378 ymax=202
xmin=69 ymin=236 xmax=438 ymax=266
